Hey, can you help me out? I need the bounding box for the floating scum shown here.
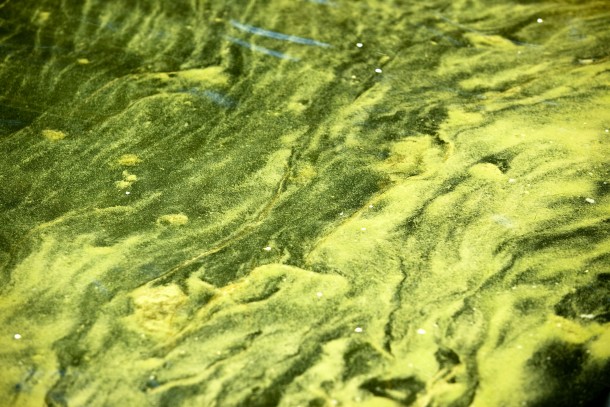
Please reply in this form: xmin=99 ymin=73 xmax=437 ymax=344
xmin=0 ymin=0 xmax=609 ymax=406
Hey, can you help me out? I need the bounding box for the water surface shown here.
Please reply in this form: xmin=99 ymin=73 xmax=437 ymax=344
xmin=0 ymin=0 xmax=609 ymax=406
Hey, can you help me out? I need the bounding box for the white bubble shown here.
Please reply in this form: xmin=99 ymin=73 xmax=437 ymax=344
xmin=375 ymin=68 xmax=382 ymax=73
xmin=354 ymin=327 xmax=363 ymax=333
xmin=356 ymin=42 xmax=363 ymax=48
xmin=14 ymin=334 xmax=21 ymax=340
xmin=537 ymin=18 xmax=543 ymax=23
xmin=416 ymin=328 xmax=426 ymax=335
xmin=263 ymin=246 xmax=272 ymax=251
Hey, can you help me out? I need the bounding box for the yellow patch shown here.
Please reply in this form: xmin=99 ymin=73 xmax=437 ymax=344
xmin=129 ymin=284 xmax=187 ymax=339
xmin=117 ymin=154 xmax=142 ymax=166
xmin=156 ymin=214 xmax=189 ymax=226
xmin=41 ymin=129 xmax=67 ymax=141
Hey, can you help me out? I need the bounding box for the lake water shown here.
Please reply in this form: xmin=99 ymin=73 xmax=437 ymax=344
xmin=1 ymin=1 xmax=609 ymax=406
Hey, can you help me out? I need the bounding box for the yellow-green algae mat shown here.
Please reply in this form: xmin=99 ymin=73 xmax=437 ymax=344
xmin=0 ymin=0 xmax=609 ymax=406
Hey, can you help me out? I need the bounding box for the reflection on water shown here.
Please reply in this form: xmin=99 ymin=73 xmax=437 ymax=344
xmin=0 ymin=0 xmax=609 ymax=406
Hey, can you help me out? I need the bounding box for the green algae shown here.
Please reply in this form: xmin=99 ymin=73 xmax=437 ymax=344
xmin=0 ymin=0 xmax=609 ymax=406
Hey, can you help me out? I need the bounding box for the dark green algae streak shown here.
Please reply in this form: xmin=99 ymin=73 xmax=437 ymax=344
xmin=1 ymin=0 xmax=609 ymax=406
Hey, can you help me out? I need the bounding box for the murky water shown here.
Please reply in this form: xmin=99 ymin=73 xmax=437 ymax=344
xmin=1 ymin=0 xmax=609 ymax=406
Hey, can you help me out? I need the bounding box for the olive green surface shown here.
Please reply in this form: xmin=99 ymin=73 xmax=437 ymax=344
xmin=0 ymin=0 xmax=609 ymax=406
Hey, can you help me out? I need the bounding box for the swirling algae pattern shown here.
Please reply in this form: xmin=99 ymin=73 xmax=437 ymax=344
xmin=0 ymin=0 xmax=609 ymax=406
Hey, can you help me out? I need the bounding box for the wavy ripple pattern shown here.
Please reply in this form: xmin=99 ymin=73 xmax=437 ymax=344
xmin=0 ymin=0 xmax=609 ymax=406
